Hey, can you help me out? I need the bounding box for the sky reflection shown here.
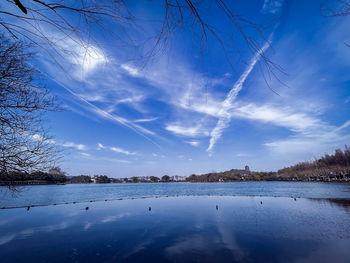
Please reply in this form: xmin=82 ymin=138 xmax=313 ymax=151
xmin=0 ymin=196 xmax=349 ymax=263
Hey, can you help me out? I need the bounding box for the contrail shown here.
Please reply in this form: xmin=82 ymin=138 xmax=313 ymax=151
xmin=59 ymin=82 xmax=162 ymax=149
xmin=35 ymin=67 xmax=162 ymax=149
xmin=207 ymin=36 xmax=273 ymax=154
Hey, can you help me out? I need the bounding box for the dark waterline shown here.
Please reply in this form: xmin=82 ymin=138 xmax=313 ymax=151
xmin=0 ymin=196 xmax=349 ymax=263
xmin=1 ymin=181 xmax=350 ymax=208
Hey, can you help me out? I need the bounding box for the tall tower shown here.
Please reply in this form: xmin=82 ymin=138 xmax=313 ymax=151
xmin=245 ymin=165 xmax=250 ymax=172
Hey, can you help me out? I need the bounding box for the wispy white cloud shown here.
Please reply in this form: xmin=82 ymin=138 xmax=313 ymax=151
xmin=186 ymin=141 xmax=200 ymax=147
xmin=116 ymin=55 xmax=228 ymax=130
xmin=30 ymin=134 xmax=56 ymax=145
xmin=76 ymin=93 xmax=107 ymax=103
xmin=179 ymin=96 xmax=223 ymax=118
xmin=231 ymin=103 xmax=329 ymax=134
xmin=87 ymin=101 xmax=156 ymax=136
xmin=62 ymin=141 xmax=87 ymax=150
xmin=186 ymin=141 xmax=199 ymax=147
xmin=79 ymin=152 xmax=131 ymax=163
xmin=116 ymin=95 xmax=144 ymax=105
xmin=41 ymin=75 xmax=161 ymax=149
xmin=96 ymin=143 xmax=137 ymax=156
xmin=166 ymin=124 xmax=209 ymax=138
xmin=264 ymin=123 xmax=350 ymax=155
xmin=207 ymin=38 xmax=272 ymax=153
xmin=121 ymin=64 xmax=140 ymax=77
xmin=134 ymin=117 xmax=158 ymax=123
xmin=264 ymin=119 xmax=350 ymax=156
xmin=71 ymin=44 xmax=107 ymax=75
xmin=97 ymin=143 xmax=137 ymax=155
xmin=31 ymin=134 xmax=87 ymax=151
xmin=110 ymin=146 xmax=136 ymax=156
xmin=43 ymin=31 xmax=108 ymax=77
xmin=226 ymin=102 xmax=350 ymax=157
xmin=97 ymin=143 xmax=106 ymax=150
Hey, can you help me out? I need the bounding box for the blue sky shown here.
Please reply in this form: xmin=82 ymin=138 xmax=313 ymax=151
xmin=22 ymin=0 xmax=350 ymax=177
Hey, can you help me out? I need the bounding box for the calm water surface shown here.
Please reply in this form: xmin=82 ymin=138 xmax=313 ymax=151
xmin=0 ymin=196 xmax=349 ymax=263
xmin=1 ymin=183 xmax=350 ymax=262
xmin=1 ymin=182 xmax=350 ymax=207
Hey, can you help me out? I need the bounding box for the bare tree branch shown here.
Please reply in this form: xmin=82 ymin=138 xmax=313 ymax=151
xmin=0 ymin=34 xmax=58 ymax=181
xmin=0 ymin=1 xmax=279 ymax=76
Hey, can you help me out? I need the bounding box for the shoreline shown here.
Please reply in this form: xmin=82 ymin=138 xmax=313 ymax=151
xmin=1 ymin=179 xmax=350 ymax=187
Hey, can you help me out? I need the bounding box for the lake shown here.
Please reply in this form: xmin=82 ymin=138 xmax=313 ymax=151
xmin=0 ymin=182 xmax=350 ymax=262
xmin=1 ymin=181 xmax=350 ymax=207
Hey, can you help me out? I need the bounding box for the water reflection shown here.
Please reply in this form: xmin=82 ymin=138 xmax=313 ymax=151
xmin=0 ymin=196 xmax=349 ymax=263
xmin=0 ymin=221 xmax=70 ymax=246
xmin=310 ymin=198 xmax=350 ymax=212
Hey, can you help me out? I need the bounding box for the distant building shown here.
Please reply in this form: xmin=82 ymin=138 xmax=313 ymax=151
xmin=228 ymin=166 xmax=251 ymax=177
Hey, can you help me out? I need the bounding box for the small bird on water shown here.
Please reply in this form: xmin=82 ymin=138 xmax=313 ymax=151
xmin=216 ymin=205 xmax=219 ymax=210
xmin=260 ymin=201 xmax=263 ymax=205
xmin=85 ymin=207 xmax=89 ymax=211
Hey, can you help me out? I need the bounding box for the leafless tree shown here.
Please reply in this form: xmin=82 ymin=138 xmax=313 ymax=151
xmin=0 ymin=34 xmax=57 ymax=181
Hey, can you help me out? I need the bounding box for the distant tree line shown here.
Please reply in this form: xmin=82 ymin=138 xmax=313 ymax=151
xmin=69 ymin=175 xmax=92 ymax=184
xmin=186 ymin=166 xmax=259 ymax=182
xmin=187 ymin=147 xmax=350 ymax=182
xmin=2 ymin=147 xmax=349 ymax=186
xmin=186 ymin=170 xmax=279 ymax=182
xmin=65 ymin=174 xmax=175 ymax=184
xmin=277 ymin=147 xmax=350 ymax=181
xmin=0 ymin=167 xmax=67 ymax=185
